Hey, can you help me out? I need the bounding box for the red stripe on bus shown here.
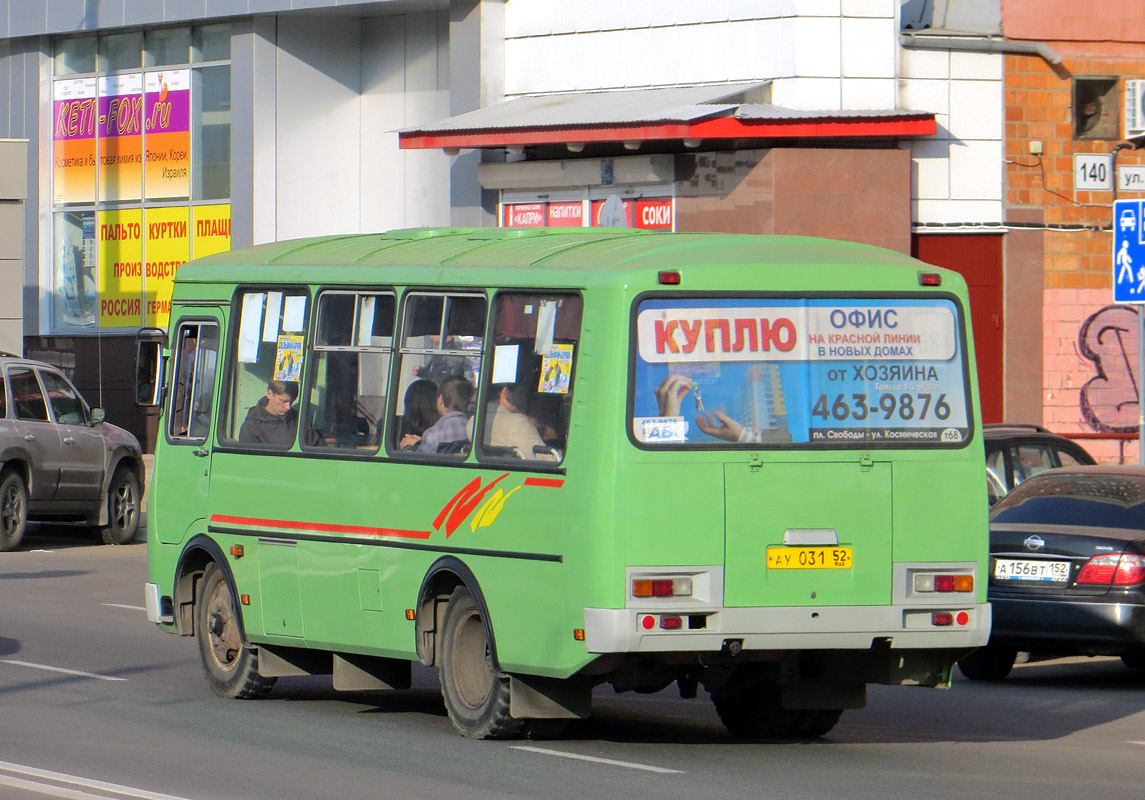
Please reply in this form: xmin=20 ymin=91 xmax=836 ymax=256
xmin=523 ymin=477 xmax=564 ymax=488
xmin=210 ymin=514 xmax=432 ymax=540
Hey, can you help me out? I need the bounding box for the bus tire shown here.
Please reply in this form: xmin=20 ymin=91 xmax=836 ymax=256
xmin=0 ymin=470 xmax=27 ymax=552
xmin=957 ymin=645 xmax=1016 ymax=682
xmin=788 ymin=708 xmax=844 ymax=738
xmin=99 ymin=466 xmax=141 ymax=545
xmin=195 ymin=561 xmax=275 ymax=699
xmin=439 ymin=585 xmax=524 ymax=739
xmin=712 ymin=683 xmax=813 ymax=739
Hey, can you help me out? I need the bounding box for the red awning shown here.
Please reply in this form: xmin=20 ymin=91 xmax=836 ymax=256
xmin=399 ymin=83 xmax=936 ymax=151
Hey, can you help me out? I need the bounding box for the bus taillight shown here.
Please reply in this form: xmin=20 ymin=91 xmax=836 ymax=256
xmin=632 ymin=577 xmax=694 ymax=597
xmin=914 ymin=573 xmax=973 ymax=593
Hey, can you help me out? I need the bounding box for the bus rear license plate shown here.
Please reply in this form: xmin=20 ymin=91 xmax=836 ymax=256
xmin=766 ymin=546 xmax=852 ymax=569
xmin=993 ymin=558 xmax=1069 ymax=582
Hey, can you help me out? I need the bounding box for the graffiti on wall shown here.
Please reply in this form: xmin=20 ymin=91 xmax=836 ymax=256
xmin=1079 ymin=304 xmax=1142 ymax=432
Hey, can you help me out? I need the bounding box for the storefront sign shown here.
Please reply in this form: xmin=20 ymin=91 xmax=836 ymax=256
xmin=144 ymin=70 xmax=190 ymax=199
xmin=504 ymin=203 xmax=546 ymax=227
xmin=144 ymin=206 xmax=190 ymax=327
xmin=98 ymin=208 xmax=143 ymax=328
xmin=192 ymin=204 xmax=232 ymax=258
xmin=52 ymin=78 xmax=97 ymax=204
xmin=97 ymin=74 xmax=143 ymax=202
xmin=547 ymin=202 xmax=583 ymax=227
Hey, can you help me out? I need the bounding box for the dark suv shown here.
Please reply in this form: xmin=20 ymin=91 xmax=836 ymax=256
xmin=983 ymin=423 xmax=1096 ymax=505
xmin=0 ymin=355 xmax=144 ymax=550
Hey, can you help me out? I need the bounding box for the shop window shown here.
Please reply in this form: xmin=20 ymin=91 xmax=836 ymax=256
xmin=304 ymin=291 xmax=395 ymax=452
xmin=168 ymin=321 xmax=220 ymax=441
xmin=220 ymin=290 xmax=309 ymax=449
xmin=146 ymin=27 xmax=190 ymax=67
xmin=99 ymin=31 xmax=143 ymax=72
xmin=391 ymin=293 xmax=486 ymax=458
xmin=477 ymin=292 xmax=582 ymax=464
xmin=193 ymin=65 xmax=231 ymax=200
xmin=1074 ymin=77 xmax=1119 ymax=139
xmin=54 ymin=36 xmax=96 ymax=76
xmin=193 ymin=24 xmax=231 ymax=62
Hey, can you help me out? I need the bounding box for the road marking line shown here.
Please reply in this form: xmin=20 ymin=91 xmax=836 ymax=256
xmin=102 ymin=603 xmax=146 ymax=611
xmin=0 ymin=759 xmax=194 ymax=799
xmin=509 ymin=745 xmax=684 ymax=774
xmin=0 ymin=659 xmax=127 ymax=682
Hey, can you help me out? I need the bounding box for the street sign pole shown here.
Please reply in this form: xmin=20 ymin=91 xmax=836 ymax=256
xmin=1112 ymin=199 xmax=1145 ymax=464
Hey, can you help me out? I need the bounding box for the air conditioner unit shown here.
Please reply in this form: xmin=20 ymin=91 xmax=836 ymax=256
xmin=1126 ymin=80 xmax=1145 ymax=139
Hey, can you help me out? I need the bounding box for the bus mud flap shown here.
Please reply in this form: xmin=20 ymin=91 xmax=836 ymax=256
xmin=509 ymin=675 xmax=592 ymax=719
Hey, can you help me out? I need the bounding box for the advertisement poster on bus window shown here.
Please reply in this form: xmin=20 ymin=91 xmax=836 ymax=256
xmin=631 ymin=298 xmax=970 ymax=447
xmin=97 ymin=73 xmax=143 ymax=202
xmin=52 ymin=78 xmax=97 ymax=204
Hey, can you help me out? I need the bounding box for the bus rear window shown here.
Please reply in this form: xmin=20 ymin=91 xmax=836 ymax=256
xmin=630 ymin=297 xmax=971 ymax=448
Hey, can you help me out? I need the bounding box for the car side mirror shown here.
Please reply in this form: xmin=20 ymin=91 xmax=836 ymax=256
xmin=89 ymin=407 xmax=106 ymax=425
xmin=135 ymin=328 xmax=167 ymax=408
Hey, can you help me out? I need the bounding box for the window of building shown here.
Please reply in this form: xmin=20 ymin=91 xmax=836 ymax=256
xmin=50 ymin=24 xmax=232 ymax=337
xmin=477 ymin=292 xmax=581 ymax=464
xmin=304 ymin=291 xmax=395 ymax=452
xmin=391 ymin=293 xmax=486 ymax=458
xmin=220 ymin=290 xmax=309 ymax=449
xmin=1074 ymin=77 xmax=1119 ymax=139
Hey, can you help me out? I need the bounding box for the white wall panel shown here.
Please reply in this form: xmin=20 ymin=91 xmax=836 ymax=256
xmin=841 ymin=0 xmax=893 ymax=17
xmin=624 ymin=0 xmax=654 ymax=28
xmin=948 ymin=79 xmax=1002 ymax=140
xmin=795 ymin=16 xmax=841 ymax=77
xmin=841 ymin=17 xmax=893 ymax=77
xmin=573 ymin=0 xmax=606 ymax=33
xmin=772 ymin=76 xmax=841 ymax=107
xmin=915 ymin=198 xmax=1002 ymax=223
xmin=900 ymin=47 xmax=949 ymax=80
xmin=910 ymin=139 xmax=951 ymax=199
xmin=950 ymin=50 xmax=1003 ymax=81
xmin=900 ymin=78 xmax=949 ymax=116
xmin=949 ymin=139 xmax=1002 ymax=200
xmin=795 ymin=0 xmax=842 ymax=16
xmin=841 ymin=77 xmax=894 ymax=108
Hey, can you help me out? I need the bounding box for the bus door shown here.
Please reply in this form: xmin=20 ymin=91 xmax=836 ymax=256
xmin=723 ymin=459 xmax=892 ymax=608
xmin=156 ymin=314 xmax=223 ymax=545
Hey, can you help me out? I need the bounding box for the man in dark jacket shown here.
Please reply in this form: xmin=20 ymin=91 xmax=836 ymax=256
xmin=239 ymin=380 xmax=298 ymax=446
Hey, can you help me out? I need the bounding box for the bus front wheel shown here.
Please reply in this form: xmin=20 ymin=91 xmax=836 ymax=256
xmin=712 ymin=683 xmax=842 ymax=739
xmin=195 ymin=562 xmax=275 ymax=699
xmin=439 ymin=585 xmax=524 ymax=739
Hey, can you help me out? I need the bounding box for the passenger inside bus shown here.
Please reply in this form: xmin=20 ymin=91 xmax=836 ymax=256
xmin=481 ymin=383 xmax=558 ymax=461
xmin=398 ymin=378 xmax=439 ymax=450
xmin=403 ymin=375 xmax=472 ymax=455
xmin=239 ymin=380 xmax=299 ymax=446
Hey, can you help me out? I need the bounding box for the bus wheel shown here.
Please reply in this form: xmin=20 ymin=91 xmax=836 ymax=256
xmin=0 ymin=471 xmax=27 ymax=552
xmin=195 ymin=562 xmax=275 ymax=699
xmin=713 ymin=683 xmax=840 ymax=739
xmin=99 ymin=467 xmax=140 ymax=545
xmin=439 ymin=586 xmax=524 ymax=739
xmin=956 ymin=645 xmax=1016 ymax=681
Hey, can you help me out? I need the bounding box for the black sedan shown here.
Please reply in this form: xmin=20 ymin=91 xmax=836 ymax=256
xmin=959 ymin=465 xmax=1145 ymax=681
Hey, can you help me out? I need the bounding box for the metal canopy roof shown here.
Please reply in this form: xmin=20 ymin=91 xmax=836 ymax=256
xmin=398 ymin=83 xmax=936 ymax=150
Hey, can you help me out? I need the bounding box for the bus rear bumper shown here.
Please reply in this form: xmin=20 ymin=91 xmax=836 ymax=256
xmin=582 ymin=602 xmax=991 ymax=654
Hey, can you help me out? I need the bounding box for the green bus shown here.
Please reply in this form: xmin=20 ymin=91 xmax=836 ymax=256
xmin=138 ymin=227 xmax=989 ymax=739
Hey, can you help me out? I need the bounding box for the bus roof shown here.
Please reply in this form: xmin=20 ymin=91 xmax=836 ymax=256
xmin=176 ymin=228 xmax=958 ymax=290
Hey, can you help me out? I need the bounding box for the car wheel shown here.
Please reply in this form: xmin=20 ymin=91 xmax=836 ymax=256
xmin=957 ymin=645 xmax=1017 ymax=681
xmin=438 ymin=585 xmax=524 ymax=739
xmin=0 ymin=471 xmax=28 ymax=552
xmin=195 ymin=562 xmax=275 ymax=699
xmin=99 ymin=466 xmax=140 ymax=545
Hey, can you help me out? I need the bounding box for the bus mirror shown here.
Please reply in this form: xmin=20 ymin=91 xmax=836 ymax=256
xmin=135 ymin=328 xmax=167 ymax=408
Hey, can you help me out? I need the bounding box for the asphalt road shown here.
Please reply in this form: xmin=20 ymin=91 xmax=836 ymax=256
xmin=3 ymin=522 xmax=1145 ymax=800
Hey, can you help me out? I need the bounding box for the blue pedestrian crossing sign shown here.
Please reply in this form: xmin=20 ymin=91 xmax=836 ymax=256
xmin=1114 ymin=199 xmax=1145 ymax=303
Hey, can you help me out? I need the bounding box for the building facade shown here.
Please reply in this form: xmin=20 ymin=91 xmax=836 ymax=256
xmin=4 ymin=0 xmax=1134 ymax=453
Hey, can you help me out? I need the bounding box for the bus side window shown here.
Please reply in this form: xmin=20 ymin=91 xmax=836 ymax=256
xmin=168 ymin=321 xmax=220 ymax=441
xmin=304 ymin=291 xmax=394 ymax=452
xmin=220 ymin=289 xmax=308 ymax=449
xmin=478 ymin=292 xmax=582 ymax=464
xmin=391 ymin=291 xmax=485 ymax=458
